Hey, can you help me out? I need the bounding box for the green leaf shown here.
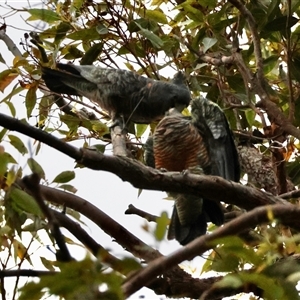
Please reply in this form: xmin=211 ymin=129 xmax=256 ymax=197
xmin=67 ymin=27 xmax=100 ymax=41
xmin=134 ymin=22 xmax=164 ymax=48
xmin=245 ymin=109 xmax=256 ymax=127
xmin=39 ymin=95 xmax=53 ymax=128
xmin=215 ymin=274 xmax=243 ymax=289
xmin=91 ymin=144 xmax=106 ymax=153
xmin=73 ymin=0 xmax=84 ymax=10
xmin=58 ymin=184 xmax=77 ymax=193
xmin=27 ymin=158 xmax=45 ymax=179
xmin=27 ymin=9 xmax=60 ymax=24
xmin=264 ymin=16 xmax=299 ymax=32
xmin=135 ymin=124 xmax=148 ymax=138
xmin=0 ymin=69 xmax=18 ymax=93
xmin=54 ymin=22 xmax=72 ymax=44
xmin=0 ymin=53 xmax=6 ymax=64
xmin=109 ymin=257 xmax=141 ymax=275
xmin=238 ymin=273 xmax=285 ymax=299
xmin=0 ymin=151 xmax=9 ymax=177
xmin=81 ymin=43 xmax=103 ymax=65
xmin=96 ymin=24 xmax=109 ymax=35
xmin=5 ymin=101 xmax=16 ymax=117
xmin=90 ymin=120 xmax=109 ymax=135
xmin=154 ymin=211 xmax=168 ymax=241
xmin=0 ymin=83 xmax=23 ymax=103
xmin=9 ymin=186 xmax=42 ymax=217
xmin=40 ymin=256 xmax=55 ymax=271
xmin=263 ymin=55 xmax=279 ymax=74
xmin=0 ymin=128 xmax=7 ymax=142
xmin=266 ymin=0 xmax=281 ymax=20
xmin=128 ymin=18 xmax=159 ymax=33
xmin=175 ymin=2 xmax=203 ymax=22
xmin=227 ymin=75 xmax=245 ymax=93
xmin=25 ymin=86 xmax=37 ymax=118
xmin=8 ymin=135 xmax=28 ymax=155
xmin=210 ymin=248 xmax=240 ymax=272
xmin=145 ymin=9 xmax=168 ymax=24
xmin=63 ymin=45 xmax=84 ymax=59
xmin=202 ymin=37 xmax=217 ymax=53
xmin=52 ymin=171 xmax=75 ymax=183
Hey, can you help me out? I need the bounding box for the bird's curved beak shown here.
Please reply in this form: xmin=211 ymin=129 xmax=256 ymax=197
xmin=175 ymin=103 xmax=187 ymax=113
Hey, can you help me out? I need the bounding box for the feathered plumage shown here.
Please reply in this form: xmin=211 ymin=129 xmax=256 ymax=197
xmin=147 ymin=96 xmax=240 ymax=245
xmin=42 ymin=64 xmax=191 ymax=126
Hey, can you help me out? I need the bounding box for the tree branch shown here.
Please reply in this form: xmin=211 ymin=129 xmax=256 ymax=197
xmin=122 ymin=204 xmax=300 ymax=298
xmin=228 ymin=0 xmax=264 ymax=82
xmin=280 ymin=189 xmax=300 ymax=199
xmin=125 ymin=204 xmax=158 ymax=222
xmin=1 ymin=113 xmax=292 ymax=214
xmin=50 ymin=209 xmax=126 ymax=272
xmin=0 ymin=28 xmax=23 ymax=58
xmin=0 ymin=269 xmax=56 ymax=278
xmin=110 ymin=125 xmax=129 ymax=156
xmin=19 ymin=181 xmax=220 ymax=298
xmin=228 ymin=0 xmax=300 ymax=141
xmin=16 ymin=179 xmax=163 ymax=263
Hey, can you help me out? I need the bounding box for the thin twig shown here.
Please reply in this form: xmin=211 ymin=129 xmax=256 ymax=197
xmin=125 ymin=204 xmax=158 ymax=222
xmin=0 ymin=269 xmax=56 ymax=278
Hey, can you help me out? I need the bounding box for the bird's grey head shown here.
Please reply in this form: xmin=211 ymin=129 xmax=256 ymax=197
xmin=171 ymin=71 xmax=187 ymax=86
xmin=169 ymin=84 xmax=191 ymax=112
xmin=149 ymin=82 xmax=191 ymax=112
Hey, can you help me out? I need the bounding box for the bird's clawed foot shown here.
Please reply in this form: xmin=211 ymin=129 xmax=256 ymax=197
xmin=107 ymin=116 xmax=128 ymax=134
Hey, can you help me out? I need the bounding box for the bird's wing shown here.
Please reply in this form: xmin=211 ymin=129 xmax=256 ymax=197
xmin=191 ymin=97 xmax=240 ymax=182
xmin=144 ymin=136 xmax=155 ymax=168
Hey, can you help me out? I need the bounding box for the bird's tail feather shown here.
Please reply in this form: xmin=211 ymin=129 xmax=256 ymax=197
xmin=167 ymin=206 xmax=207 ymax=245
xmin=42 ymin=66 xmax=98 ymax=101
xmin=202 ymin=199 xmax=224 ymax=226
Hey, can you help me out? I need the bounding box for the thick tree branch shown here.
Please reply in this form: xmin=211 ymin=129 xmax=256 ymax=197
xmin=122 ymin=204 xmax=300 ymax=298
xmin=1 ymin=113 xmax=291 ymax=213
xmin=50 ymin=209 xmax=125 ymax=272
xmin=280 ymin=189 xmax=300 ymax=199
xmin=0 ymin=28 xmax=23 ymax=58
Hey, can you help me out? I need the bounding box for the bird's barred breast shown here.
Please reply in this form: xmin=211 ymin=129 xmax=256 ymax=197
xmin=153 ymin=116 xmax=210 ymax=172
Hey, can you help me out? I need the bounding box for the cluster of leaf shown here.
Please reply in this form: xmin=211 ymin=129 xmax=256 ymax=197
xmin=202 ymin=233 xmax=300 ymax=299
xmin=19 ymin=257 xmax=124 ymax=300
